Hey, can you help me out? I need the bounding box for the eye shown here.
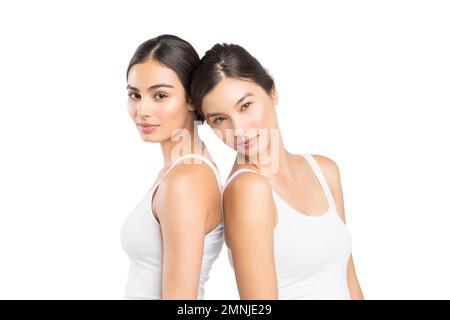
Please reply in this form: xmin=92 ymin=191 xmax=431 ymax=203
xmin=128 ymin=92 xmax=141 ymax=101
xmin=154 ymin=93 xmax=167 ymax=100
xmin=213 ymin=116 xmax=226 ymax=125
xmin=241 ymin=102 xmax=252 ymax=111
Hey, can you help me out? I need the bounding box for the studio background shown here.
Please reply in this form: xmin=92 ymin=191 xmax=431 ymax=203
xmin=0 ymin=0 xmax=449 ymax=299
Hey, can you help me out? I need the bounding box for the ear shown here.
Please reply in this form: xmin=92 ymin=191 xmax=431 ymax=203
xmin=271 ymin=84 xmax=278 ymax=106
xmin=186 ymin=98 xmax=196 ymax=112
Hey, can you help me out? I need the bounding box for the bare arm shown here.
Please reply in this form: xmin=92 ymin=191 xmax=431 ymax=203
xmin=223 ymin=172 xmax=278 ymax=299
xmin=314 ymin=155 xmax=365 ymax=300
xmin=156 ymin=164 xmax=218 ymax=299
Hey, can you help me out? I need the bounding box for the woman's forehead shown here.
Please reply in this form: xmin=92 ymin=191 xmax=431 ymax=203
xmin=127 ymin=60 xmax=179 ymax=89
xmin=203 ymin=78 xmax=261 ymax=110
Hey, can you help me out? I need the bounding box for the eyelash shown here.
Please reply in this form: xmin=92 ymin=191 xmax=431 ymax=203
xmin=213 ymin=116 xmax=225 ymax=125
xmin=212 ymin=102 xmax=252 ymax=125
xmin=154 ymin=92 xmax=167 ymax=100
xmin=128 ymin=92 xmax=141 ymax=100
xmin=128 ymin=92 xmax=168 ymax=101
xmin=241 ymin=102 xmax=252 ymax=111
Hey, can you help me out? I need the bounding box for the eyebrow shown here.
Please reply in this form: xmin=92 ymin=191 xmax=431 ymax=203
xmin=234 ymin=92 xmax=254 ymax=107
xmin=205 ymin=112 xmax=223 ymax=119
xmin=126 ymin=83 xmax=175 ymax=91
xmin=205 ymin=92 xmax=255 ymax=119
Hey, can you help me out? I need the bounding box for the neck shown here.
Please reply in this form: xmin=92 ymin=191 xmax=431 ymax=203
xmin=159 ymin=117 xmax=204 ymax=168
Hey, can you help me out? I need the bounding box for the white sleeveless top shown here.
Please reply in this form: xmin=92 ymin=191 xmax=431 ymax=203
xmin=222 ymin=154 xmax=352 ymax=299
xmin=121 ymin=154 xmax=224 ymax=299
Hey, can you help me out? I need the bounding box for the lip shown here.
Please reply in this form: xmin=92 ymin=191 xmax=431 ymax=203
xmin=238 ymin=134 xmax=259 ymax=148
xmin=137 ymin=123 xmax=159 ymax=134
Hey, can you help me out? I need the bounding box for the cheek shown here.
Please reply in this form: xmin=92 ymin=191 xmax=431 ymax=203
xmin=128 ymin=102 xmax=137 ymax=119
xmin=158 ymin=98 xmax=187 ymax=122
xmin=157 ymin=98 xmax=190 ymax=139
xmin=248 ymin=104 xmax=271 ymax=129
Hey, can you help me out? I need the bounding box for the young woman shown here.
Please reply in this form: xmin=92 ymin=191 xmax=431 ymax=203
xmin=190 ymin=43 xmax=364 ymax=299
xmin=120 ymin=35 xmax=223 ymax=299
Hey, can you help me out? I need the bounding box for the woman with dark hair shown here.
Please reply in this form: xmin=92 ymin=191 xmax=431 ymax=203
xmin=191 ymin=43 xmax=364 ymax=300
xmin=121 ymin=35 xmax=223 ymax=299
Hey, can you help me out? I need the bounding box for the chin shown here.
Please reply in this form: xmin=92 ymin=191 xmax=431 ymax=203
xmin=140 ymin=134 xmax=161 ymax=143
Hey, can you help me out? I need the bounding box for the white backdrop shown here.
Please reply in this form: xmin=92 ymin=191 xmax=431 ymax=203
xmin=0 ymin=0 xmax=449 ymax=299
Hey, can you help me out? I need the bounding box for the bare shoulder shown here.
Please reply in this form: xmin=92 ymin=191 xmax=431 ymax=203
xmin=222 ymin=169 xmax=276 ymax=231
xmin=162 ymin=160 xmax=220 ymax=194
xmin=310 ymin=154 xmax=341 ymax=181
xmin=156 ymin=160 xmax=220 ymax=215
xmin=223 ymin=168 xmax=272 ymax=208
xmin=226 ymin=168 xmax=270 ymax=192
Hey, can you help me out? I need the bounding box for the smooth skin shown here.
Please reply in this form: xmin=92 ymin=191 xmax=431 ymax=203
xmin=202 ymin=77 xmax=364 ymax=300
xmin=127 ymin=59 xmax=222 ymax=299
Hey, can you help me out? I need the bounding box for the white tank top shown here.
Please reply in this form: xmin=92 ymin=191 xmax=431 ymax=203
xmin=121 ymin=154 xmax=224 ymax=299
xmin=222 ymin=154 xmax=352 ymax=299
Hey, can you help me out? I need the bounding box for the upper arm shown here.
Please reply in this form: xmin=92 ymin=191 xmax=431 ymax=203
xmin=156 ymin=164 xmax=217 ymax=299
xmin=223 ymin=172 xmax=278 ymax=299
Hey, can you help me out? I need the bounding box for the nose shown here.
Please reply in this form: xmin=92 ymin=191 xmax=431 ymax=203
xmin=231 ymin=117 xmax=256 ymax=138
xmin=136 ymin=96 xmax=155 ymax=118
xmin=231 ymin=117 xmax=248 ymax=136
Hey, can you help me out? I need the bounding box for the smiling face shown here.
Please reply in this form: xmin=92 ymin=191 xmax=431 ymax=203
xmin=127 ymin=59 xmax=196 ymax=142
xmin=202 ymin=77 xmax=279 ymax=156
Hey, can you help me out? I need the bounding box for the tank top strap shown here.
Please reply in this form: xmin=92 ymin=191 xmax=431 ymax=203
xmin=300 ymin=154 xmax=336 ymax=210
xmin=152 ymin=153 xmax=222 ymax=193
xmin=221 ymin=168 xmax=259 ymax=206
xmin=176 ymin=153 xmax=222 ymax=190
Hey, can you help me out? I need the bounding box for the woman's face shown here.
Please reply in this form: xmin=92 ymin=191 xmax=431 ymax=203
xmin=127 ymin=59 xmax=195 ymax=142
xmin=202 ymin=77 xmax=279 ymax=156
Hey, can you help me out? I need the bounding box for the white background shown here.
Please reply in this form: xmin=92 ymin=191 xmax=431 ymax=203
xmin=0 ymin=0 xmax=449 ymax=299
